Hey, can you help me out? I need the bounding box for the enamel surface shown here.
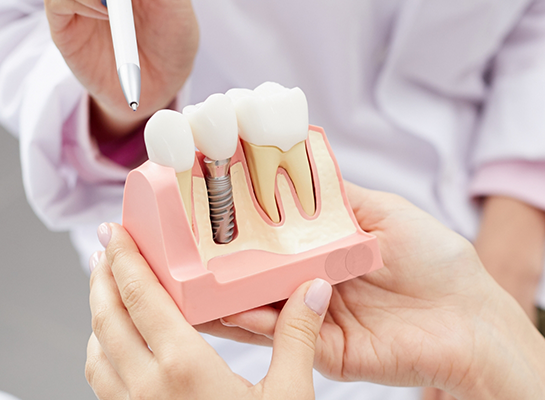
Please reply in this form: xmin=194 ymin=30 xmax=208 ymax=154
xmin=144 ymin=110 xmax=195 ymax=173
xmin=226 ymin=82 xmax=309 ymax=152
xmin=183 ymin=93 xmax=239 ymax=161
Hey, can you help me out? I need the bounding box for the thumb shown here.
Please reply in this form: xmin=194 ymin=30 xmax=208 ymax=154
xmin=266 ymin=279 xmax=332 ymax=396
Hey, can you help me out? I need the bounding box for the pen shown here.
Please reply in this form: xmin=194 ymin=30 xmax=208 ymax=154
xmin=103 ymin=0 xmax=141 ymax=111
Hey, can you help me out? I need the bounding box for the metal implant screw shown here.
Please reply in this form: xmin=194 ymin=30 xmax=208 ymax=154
xmin=203 ymin=158 xmax=236 ymax=244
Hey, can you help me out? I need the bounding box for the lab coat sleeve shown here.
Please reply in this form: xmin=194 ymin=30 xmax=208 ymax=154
xmin=471 ymin=0 xmax=545 ymax=210
xmin=470 ymin=161 xmax=545 ymax=210
xmin=0 ymin=1 xmax=129 ymax=231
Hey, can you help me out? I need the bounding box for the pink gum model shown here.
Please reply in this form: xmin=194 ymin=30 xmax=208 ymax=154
xmin=122 ymin=126 xmax=383 ymax=325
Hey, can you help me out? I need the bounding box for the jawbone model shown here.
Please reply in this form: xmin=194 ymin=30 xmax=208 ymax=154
xmin=123 ymin=83 xmax=383 ymax=325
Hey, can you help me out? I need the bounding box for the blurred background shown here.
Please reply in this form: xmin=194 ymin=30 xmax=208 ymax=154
xmin=0 ymin=125 xmax=96 ymax=399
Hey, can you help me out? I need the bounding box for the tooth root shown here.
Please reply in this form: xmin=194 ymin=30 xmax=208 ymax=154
xmin=242 ymin=141 xmax=282 ymax=223
xmin=279 ymin=140 xmax=315 ymax=217
xmin=176 ymin=170 xmax=193 ymax=228
xmin=242 ymin=140 xmax=316 ymax=223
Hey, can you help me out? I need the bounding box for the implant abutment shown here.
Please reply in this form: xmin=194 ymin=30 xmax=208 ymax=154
xmin=203 ymin=157 xmax=237 ymax=244
xmin=204 ymin=157 xmax=231 ymax=179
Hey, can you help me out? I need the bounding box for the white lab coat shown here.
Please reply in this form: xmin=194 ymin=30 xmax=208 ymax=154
xmin=0 ymin=391 xmax=19 ymax=400
xmin=2 ymin=1 xmax=545 ymax=398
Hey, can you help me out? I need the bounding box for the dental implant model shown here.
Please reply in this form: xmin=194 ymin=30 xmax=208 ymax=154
xmin=227 ymin=82 xmax=315 ymax=223
xmin=143 ymin=110 xmax=196 ymax=226
xmin=183 ymin=94 xmax=239 ymax=244
xmin=122 ymin=82 xmax=383 ymax=325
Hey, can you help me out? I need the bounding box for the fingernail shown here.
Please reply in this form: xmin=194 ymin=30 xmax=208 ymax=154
xmin=97 ymin=223 xmax=111 ymax=248
xmin=304 ymin=279 xmax=332 ymax=316
xmin=101 ymin=0 xmax=107 ymax=7
xmin=220 ymin=318 xmax=237 ymax=327
xmin=89 ymin=251 xmax=103 ymax=273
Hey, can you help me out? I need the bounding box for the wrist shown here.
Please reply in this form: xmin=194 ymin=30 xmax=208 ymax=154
xmin=475 ymin=195 xmax=545 ymax=323
xmin=475 ymin=197 xmax=545 ymax=270
xmin=456 ymin=283 xmax=545 ymax=399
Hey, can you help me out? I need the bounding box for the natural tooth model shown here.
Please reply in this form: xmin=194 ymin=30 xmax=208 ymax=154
xmin=183 ymin=94 xmax=239 ymax=244
xmin=144 ymin=110 xmax=196 ymax=226
xmin=226 ymin=82 xmax=315 ymax=223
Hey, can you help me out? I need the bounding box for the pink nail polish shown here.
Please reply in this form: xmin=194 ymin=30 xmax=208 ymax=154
xmin=304 ymin=279 xmax=332 ymax=316
xmin=89 ymin=251 xmax=102 ymax=273
xmin=97 ymin=223 xmax=112 ymax=248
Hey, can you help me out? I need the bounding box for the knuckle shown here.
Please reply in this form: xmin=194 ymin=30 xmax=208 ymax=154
xmin=89 ymin=260 xmax=106 ymax=288
xmin=159 ymin=350 xmax=201 ymax=386
xmin=161 ymin=353 xmax=189 ymax=376
xmin=128 ymin=383 xmax=152 ymax=400
xmin=89 ymin=268 xmax=99 ymax=289
xmin=283 ymin=316 xmax=318 ymax=352
xmin=91 ymin=305 xmax=113 ymax=339
xmin=120 ymin=278 xmax=147 ymax=311
xmin=84 ymin=357 xmax=97 ymax=386
xmin=85 ymin=342 xmax=103 ymax=388
xmin=108 ymin=243 xmax=129 ymax=272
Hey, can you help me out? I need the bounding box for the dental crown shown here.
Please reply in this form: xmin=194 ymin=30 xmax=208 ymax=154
xmin=144 ymin=109 xmax=195 ymax=173
xmin=226 ymin=82 xmax=309 ymax=152
xmin=183 ymin=93 xmax=239 ymax=161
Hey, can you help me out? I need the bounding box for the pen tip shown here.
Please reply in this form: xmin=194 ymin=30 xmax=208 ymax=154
xmin=130 ymin=102 xmax=138 ymax=112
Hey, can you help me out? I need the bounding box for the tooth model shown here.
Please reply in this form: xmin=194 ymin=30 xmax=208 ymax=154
xmin=183 ymin=94 xmax=239 ymax=244
xmin=144 ymin=110 xmax=195 ymax=226
xmin=122 ymin=83 xmax=383 ymax=325
xmin=227 ymin=82 xmax=315 ymax=223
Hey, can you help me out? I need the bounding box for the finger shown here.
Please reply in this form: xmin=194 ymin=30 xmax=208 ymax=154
xmin=196 ymin=318 xmax=273 ymax=347
xmin=422 ymin=387 xmax=442 ymax=400
xmin=86 ymin=334 xmax=128 ymax=400
xmin=102 ymin=223 xmax=206 ymax=358
xmin=46 ymin=0 xmax=109 ymax=19
xmin=266 ymin=279 xmax=332 ymax=394
xmin=441 ymin=392 xmax=458 ymax=400
xmin=89 ymin=251 xmax=154 ymax=382
xmin=77 ymin=0 xmax=109 ymax=14
xmin=220 ymin=305 xmax=280 ymax=340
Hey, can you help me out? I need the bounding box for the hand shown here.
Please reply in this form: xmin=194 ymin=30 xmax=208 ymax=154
xmin=422 ymin=196 xmax=545 ymax=400
xmin=45 ymin=0 xmax=199 ymax=138
xmin=422 ymin=387 xmax=457 ymax=400
xmin=204 ymin=183 xmax=545 ymax=399
xmin=86 ymin=223 xmax=331 ymax=400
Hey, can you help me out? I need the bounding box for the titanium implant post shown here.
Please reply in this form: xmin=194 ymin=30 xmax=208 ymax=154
xmin=203 ymin=158 xmax=236 ymax=244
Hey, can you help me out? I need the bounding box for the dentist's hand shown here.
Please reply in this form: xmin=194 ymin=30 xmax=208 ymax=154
xmin=45 ymin=0 xmax=199 ymax=138
xmin=86 ymin=223 xmax=330 ymax=400
xmin=206 ymin=183 xmax=545 ymax=399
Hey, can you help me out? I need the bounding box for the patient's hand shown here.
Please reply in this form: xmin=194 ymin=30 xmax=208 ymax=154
xmin=86 ymin=223 xmax=331 ymax=400
xmin=204 ymin=183 xmax=545 ymax=399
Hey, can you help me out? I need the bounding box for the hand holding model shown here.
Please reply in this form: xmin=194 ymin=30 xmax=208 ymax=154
xmin=208 ymin=183 xmax=545 ymax=398
xmin=87 ymin=222 xmax=328 ymax=400
xmin=87 ymin=185 xmax=545 ymax=399
xmin=44 ymin=0 xmax=199 ymax=139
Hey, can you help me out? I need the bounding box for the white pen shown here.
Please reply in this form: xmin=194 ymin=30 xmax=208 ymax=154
xmin=103 ymin=0 xmax=141 ymax=111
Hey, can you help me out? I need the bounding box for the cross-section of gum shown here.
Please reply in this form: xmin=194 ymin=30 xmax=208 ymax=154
xmin=122 ymin=126 xmax=383 ymax=325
